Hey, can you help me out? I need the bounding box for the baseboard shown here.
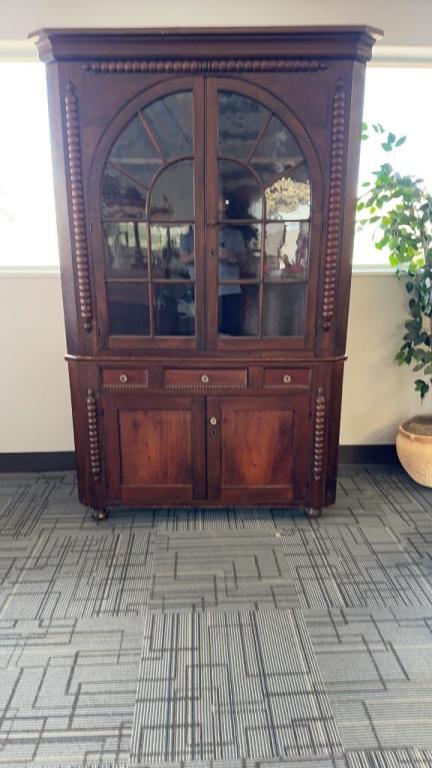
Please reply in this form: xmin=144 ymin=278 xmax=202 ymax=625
xmin=338 ymin=444 xmax=398 ymax=464
xmin=0 ymin=452 xmax=76 ymax=472
xmin=0 ymin=447 xmax=397 ymax=473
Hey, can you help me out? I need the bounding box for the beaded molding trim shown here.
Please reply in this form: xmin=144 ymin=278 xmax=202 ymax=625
xmin=86 ymin=389 xmax=101 ymax=482
xmin=322 ymin=79 xmax=346 ymax=332
xmin=65 ymin=82 xmax=93 ymax=333
xmin=164 ymin=383 xmax=247 ymax=390
xmin=313 ymin=387 xmax=326 ymax=482
xmin=82 ymin=58 xmax=328 ymax=74
xmin=103 ymin=383 xmax=149 ymax=389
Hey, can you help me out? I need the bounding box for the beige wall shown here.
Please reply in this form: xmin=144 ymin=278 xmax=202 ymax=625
xmin=0 ymin=273 xmax=421 ymax=452
xmin=2 ymin=0 xmax=432 ymax=48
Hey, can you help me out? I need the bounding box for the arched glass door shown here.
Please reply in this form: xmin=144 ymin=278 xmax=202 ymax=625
xmin=94 ymin=78 xmax=318 ymax=351
xmin=97 ymin=81 xmax=205 ymax=349
xmin=205 ymin=80 xmax=319 ymax=350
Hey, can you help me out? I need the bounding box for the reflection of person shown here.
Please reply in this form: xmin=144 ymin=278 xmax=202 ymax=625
xmin=179 ymin=195 xmax=257 ymax=335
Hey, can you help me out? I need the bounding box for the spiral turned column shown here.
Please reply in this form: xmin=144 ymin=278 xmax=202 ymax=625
xmin=322 ymin=79 xmax=346 ymax=332
xmin=65 ymin=82 xmax=93 ymax=333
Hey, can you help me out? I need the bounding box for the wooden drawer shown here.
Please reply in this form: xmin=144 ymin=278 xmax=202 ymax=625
xmin=102 ymin=368 xmax=149 ymax=388
xmin=164 ymin=368 xmax=248 ymax=389
xmin=263 ymin=368 xmax=311 ymax=388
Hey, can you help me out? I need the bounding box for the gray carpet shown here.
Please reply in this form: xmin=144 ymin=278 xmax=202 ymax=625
xmin=0 ymin=466 xmax=432 ymax=767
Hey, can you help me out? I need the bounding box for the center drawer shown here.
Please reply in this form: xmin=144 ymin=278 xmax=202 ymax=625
xmin=164 ymin=368 xmax=248 ymax=389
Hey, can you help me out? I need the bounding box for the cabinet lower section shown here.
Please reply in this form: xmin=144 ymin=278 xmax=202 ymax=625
xmin=68 ymin=358 xmax=344 ymax=514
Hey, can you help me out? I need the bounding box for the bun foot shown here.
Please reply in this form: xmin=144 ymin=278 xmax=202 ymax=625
xmin=91 ymin=508 xmax=108 ymax=522
xmin=306 ymin=507 xmax=321 ymax=520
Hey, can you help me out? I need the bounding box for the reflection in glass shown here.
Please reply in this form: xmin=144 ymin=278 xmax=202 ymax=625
xmin=219 ymin=160 xmax=262 ymax=220
xmin=218 ymin=91 xmax=270 ymax=160
xmin=107 ymin=282 xmax=150 ymax=335
xmin=264 ymin=222 xmax=309 ymax=280
xmin=218 ymin=225 xmax=261 ymax=279
xmin=251 ymin=116 xmax=304 ymax=184
xmin=104 ymin=222 xmax=148 ymax=273
xmin=151 ymin=225 xmax=195 ymax=279
xmin=218 ymin=284 xmax=259 ymax=336
xmin=263 ymin=284 xmax=306 ymax=336
xmin=150 ymin=160 xmax=194 ymax=221
xmin=143 ymin=92 xmax=193 ymax=159
xmin=154 ymin=284 xmax=195 ymax=336
xmin=102 ymin=166 xmax=146 ymax=220
xmin=265 ymin=167 xmax=310 ymax=220
xmin=109 ymin=114 xmax=162 ymax=187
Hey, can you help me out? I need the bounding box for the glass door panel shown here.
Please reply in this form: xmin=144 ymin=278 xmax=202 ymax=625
xmin=206 ymin=82 xmax=314 ymax=348
xmin=99 ymin=84 xmax=203 ymax=347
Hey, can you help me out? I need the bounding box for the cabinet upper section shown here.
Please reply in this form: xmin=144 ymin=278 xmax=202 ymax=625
xmin=32 ymin=26 xmax=381 ymax=358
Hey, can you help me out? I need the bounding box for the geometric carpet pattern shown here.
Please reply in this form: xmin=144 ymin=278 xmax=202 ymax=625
xmin=0 ymin=465 xmax=432 ymax=767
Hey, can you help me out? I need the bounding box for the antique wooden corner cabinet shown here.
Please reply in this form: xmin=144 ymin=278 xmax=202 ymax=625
xmin=32 ymin=26 xmax=380 ymax=519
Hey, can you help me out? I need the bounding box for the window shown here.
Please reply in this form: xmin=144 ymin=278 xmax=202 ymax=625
xmin=0 ymin=63 xmax=58 ymax=269
xmin=1 ymin=62 xmax=430 ymax=271
xmin=354 ymin=66 xmax=432 ymax=267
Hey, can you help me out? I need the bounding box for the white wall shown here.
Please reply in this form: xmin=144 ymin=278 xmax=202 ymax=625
xmin=0 ymin=272 xmax=421 ymax=452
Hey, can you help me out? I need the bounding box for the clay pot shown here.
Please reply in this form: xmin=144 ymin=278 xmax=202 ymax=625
xmin=396 ymin=416 xmax=432 ymax=487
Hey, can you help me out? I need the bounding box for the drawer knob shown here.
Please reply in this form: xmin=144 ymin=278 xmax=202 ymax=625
xmin=209 ymin=416 xmax=217 ymax=426
xmin=119 ymin=373 xmax=128 ymax=383
xmin=282 ymin=374 xmax=292 ymax=384
xmin=201 ymin=374 xmax=210 ymax=384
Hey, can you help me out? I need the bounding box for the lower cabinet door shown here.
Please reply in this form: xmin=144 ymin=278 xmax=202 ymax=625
xmin=103 ymin=394 xmax=206 ymax=503
xmin=207 ymin=395 xmax=310 ymax=504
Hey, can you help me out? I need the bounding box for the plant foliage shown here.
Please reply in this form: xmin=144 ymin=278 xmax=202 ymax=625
xmin=357 ymin=123 xmax=432 ymax=400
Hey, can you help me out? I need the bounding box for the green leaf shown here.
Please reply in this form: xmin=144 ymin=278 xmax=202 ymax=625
xmin=415 ymin=379 xmax=430 ymax=400
xmin=395 ymin=135 xmax=407 ymax=147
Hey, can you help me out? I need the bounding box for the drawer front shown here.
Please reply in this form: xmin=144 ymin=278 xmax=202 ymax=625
xmin=263 ymin=368 xmax=311 ymax=388
xmin=102 ymin=368 xmax=149 ymax=388
xmin=164 ymin=368 xmax=248 ymax=389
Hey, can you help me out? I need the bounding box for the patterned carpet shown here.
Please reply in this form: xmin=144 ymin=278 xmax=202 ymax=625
xmin=1 ymin=466 xmax=432 ymax=768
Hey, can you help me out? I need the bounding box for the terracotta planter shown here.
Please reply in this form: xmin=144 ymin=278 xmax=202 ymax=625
xmin=396 ymin=417 xmax=432 ymax=487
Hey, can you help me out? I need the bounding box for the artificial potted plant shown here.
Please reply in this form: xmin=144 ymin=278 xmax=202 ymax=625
xmin=358 ymin=123 xmax=432 ymax=486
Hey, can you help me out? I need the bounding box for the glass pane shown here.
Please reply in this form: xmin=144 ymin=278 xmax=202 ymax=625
xmin=218 ymin=91 xmax=270 ymax=160
xmin=150 ymin=160 xmax=194 ymax=221
xmin=104 ymin=222 xmax=148 ymax=273
xmin=265 ymin=166 xmax=310 ymax=220
xmin=102 ymin=166 xmax=146 ymax=220
xmin=218 ymin=284 xmax=259 ymax=337
xmin=154 ymin=284 xmax=195 ymax=336
xmin=109 ymin=114 xmax=162 ymax=187
xmin=219 ymin=160 xmax=262 ymax=220
xmin=143 ymin=92 xmax=193 ymax=159
xmin=264 ymin=222 xmax=309 ymax=280
xmin=218 ymin=225 xmax=261 ymax=279
xmin=251 ymin=116 xmax=304 ymax=184
xmin=151 ymin=225 xmax=195 ymax=279
xmin=262 ymin=284 xmax=306 ymax=336
xmin=107 ymin=282 xmax=150 ymax=336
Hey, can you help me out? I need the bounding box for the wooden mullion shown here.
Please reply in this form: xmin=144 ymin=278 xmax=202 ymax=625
xmin=107 ymin=160 xmax=149 ymax=191
xmin=246 ymin=110 xmax=273 ymax=163
xmin=138 ymin=110 xmax=166 ymax=161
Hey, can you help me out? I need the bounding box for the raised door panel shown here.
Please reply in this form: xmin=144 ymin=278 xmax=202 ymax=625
xmin=103 ymin=394 xmax=206 ymax=503
xmin=207 ymin=395 xmax=310 ymax=503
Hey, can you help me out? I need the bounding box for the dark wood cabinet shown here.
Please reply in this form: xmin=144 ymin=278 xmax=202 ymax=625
xmin=33 ymin=25 xmax=380 ymax=517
